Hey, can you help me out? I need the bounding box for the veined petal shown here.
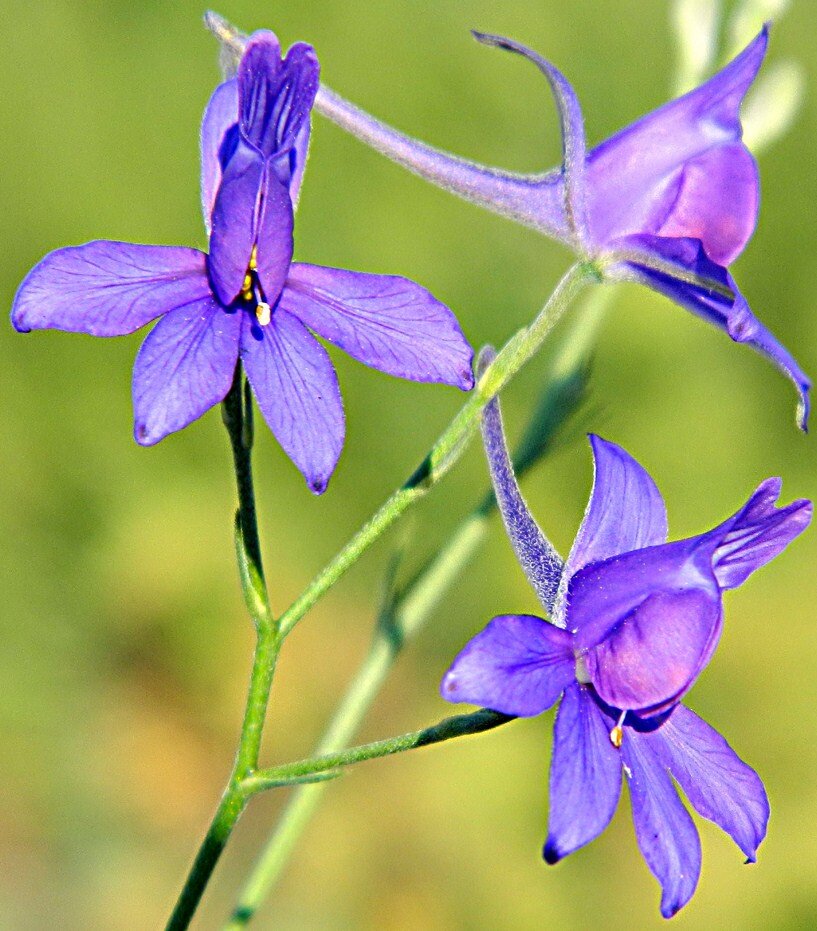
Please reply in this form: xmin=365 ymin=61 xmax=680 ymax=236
xmin=239 ymin=32 xmax=319 ymax=158
xmin=241 ymin=309 xmax=344 ymax=494
xmin=620 ymin=235 xmax=811 ymax=430
xmin=583 ymin=587 xmax=722 ymax=716
xmin=132 ymin=299 xmax=240 ymax=445
xmin=622 ymin=728 xmax=702 ymax=919
xmin=282 ymin=263 xmax=474 ymax=389
xmin=586 ymin=27 xmax=768 ymax=257
xmin=478 ymin=373 xmax=563 ymax=613
xmin=649 ymin=705 xmax=769 ymax=862
xmin=561 ymin=435 xmax=668 ymax=579
xmin=708 ymin=478 xmax=812 ymax=589
xmin=543 ymin=683 xmax=622 ymax=863
xmin=255 ymin=169 xmax=295 ymax=304
xmin=472 ymin=32 xmax=589 ymax=247
xmin=12 ymin=241 xmax=211 ymax=337
xmin=441 ymin=614 xmax=574 ymax=717
xmin=201 ymin=77 xmax=239 ymax=234
xmin=208 ymin=140 xmax=264 ymax=305
xmin=290 ymin=121 xmax=311 ymax=209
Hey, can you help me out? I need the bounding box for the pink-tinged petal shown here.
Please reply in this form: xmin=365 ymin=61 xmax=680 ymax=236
xmin=239 ymin=33 xmax=319 ymax=158
xmin=201 ymin=78 xmax=239 ymax=233
xmin=649 ymin=705 xmax=769 ymax=861
xmin=440 ymin=614 xmax=574 ymax=717
xmin=544 ymin=683 xmax=622 ymax=863
xmin=479 ymin=378 xmax=563 ymax=612
xmin=132 ymin=299 xmax=240 ymax=445
xmin=622 ymin=728 xmax=702 ymax=919
xmin=241 ymin=309 xmax=344 ymax=494
xmin=254 ymin=171 xmax=295 ymax=306
xmin=708 ymin=478 xmax=812 ymax=589
xmin=586 ymin=27 xmax=768 ymax=259
xmin=583 ymin=588 xmax=722 ymax=716
xmin=282 ymin=263 xmax=474 ymax=389
xmin=11 ymin=241 xmax=211 ymax=337
xmin=208 ymin=141 xmax=264 ymax=305
xmin=556 ymin=435 xmax=667 ymax=619
xmin=621 ymin=236 xmax=811 ymax=431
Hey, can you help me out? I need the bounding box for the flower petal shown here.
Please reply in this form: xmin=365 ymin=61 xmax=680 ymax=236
xmin=441 ymin=614 xmax=574 ymax=716
xmin=241 ymin=309 xmax=344 ymax=494
xmin=622 ymin=234 xmax=811 ymax=430
xmin=254 ymin=170 xmax=296 ymax=304
xmin=649 ymin=705 xmax=769 ymax=861
xmin=208 ymin=140 xmax=264 ymax=305
xmin=239 ymin=33 xmax=320 ymax=158
xmin=543 ymin=683 xmax=622 ymax=863
xmin=478 ymin=375 xmax=563 ymax=613
xmin=11 ymin=242 xmax=210 ymax=336
xmin=282 ymin=263 xmax=474 ymax=389
xmin=586 ymin=26 xmax=767 ymax=259
xmin=472 ymin=32 xmax=588 ymax=246
xmin=622 ymin=727 xmax=702 ymax=918
xmin=201 ymin=77 xmax=239 ymax=234
xmin=709 ymin=478 xmax=812 ymax=589
xmin=583 ymin=587 xmax=722 ymax=716
xmin=290 ymin=121 xmax=311 ymax=209
xmin=557 ymin=435 xmax=668 ymax=608
xmin=132 ymin=299 xmax=240 ymax=445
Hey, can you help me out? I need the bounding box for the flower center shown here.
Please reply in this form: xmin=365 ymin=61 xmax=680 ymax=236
xmin=241 ymin=246 xmax=272 ymax=326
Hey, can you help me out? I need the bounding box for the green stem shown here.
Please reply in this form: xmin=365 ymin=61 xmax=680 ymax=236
xmin=278 ymin=262 xmax=592 ymax=640
xmin=166 ymin=369 xmax=280 ymax=931
xmin=244 ymin=709 xmax=516 ymax=793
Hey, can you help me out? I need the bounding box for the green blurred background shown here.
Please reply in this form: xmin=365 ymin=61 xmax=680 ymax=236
xmin=1 ymin=0 xmax=815 ymax=927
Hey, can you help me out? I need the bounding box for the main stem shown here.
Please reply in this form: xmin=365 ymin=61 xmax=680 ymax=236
xmin=166 ymin=368 xmax=280 ymax=931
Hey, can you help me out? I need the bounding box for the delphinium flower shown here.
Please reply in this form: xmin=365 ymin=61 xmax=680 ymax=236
xmin=441 ymin=377 xmax=811 ymax=917
xmin=11 ymin=31 xmax=474 ymax=493
xmin=306 ymin=23 xmax=810 ymax=428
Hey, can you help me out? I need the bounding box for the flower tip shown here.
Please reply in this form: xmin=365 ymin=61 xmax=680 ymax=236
xmin=542 ymin=839 xmax=563 ymax=865
xmin=459 ymin=368 xmax=476 ymax=391
xmin=470 ymin=30 xmax=513 ymax=53
xmin=134 ymin=421 xmax=160 ymax=447
xmin=308 ymin=475 xmax=329 ymax=495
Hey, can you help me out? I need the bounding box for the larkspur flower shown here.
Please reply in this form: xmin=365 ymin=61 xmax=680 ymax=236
xmin=11 ymin=31 xmax=474 ymax=493
xmin=441 ymin=374 xmax=811 ymax=917
xmin=308 ymin=23 xmax=810 ymax=429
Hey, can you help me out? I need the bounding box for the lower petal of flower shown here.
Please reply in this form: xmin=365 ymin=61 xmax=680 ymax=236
xmin=240 ymin=308 xmax=344 ymax=494
xmin=132 ymin=298 xmax=241 ymax=446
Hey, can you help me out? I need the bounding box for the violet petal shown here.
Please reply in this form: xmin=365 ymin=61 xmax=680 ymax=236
xmin=623 ymin=728 xmax=702 ymax=918
xmin=649 ymin=705 xmax=769 ymax=862
xmin=201 ymin=78 xmax=239 ymax=234
xmin=240 ymin=309 xmax=344 ymax=494
xmin=282 ymin=263 xmax=474 ymax=389
xmin=132 ymin=300 xmax=240 ymax=445
xmin=543 ymin=683 xmax=622 ymax=863
xmin=11 ymin=241 xmax=211 ymax=337
xmin=440 ymin=614 xmax=574 ymax=717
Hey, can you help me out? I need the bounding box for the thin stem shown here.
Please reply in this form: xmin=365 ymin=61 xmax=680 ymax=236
xmin=226 ymin=286 xmax=610 ymax=927
xmin=244 ymin=709 xmax=516 ymax=792
xmin=278 ymin=261 xmax=592 ymax=639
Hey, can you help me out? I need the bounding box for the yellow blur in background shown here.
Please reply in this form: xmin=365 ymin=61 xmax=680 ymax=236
xmin=1 ymin=1 xmax=816 ymax=928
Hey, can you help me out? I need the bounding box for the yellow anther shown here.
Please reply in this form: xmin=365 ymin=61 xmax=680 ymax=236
xmin=249 ymin=245 xmax=258 ymax=270
xmin=610 ymin=725 xmax=623 ymax=749
xmin=255 ymin=302 xmax=271 ymax=326
xmin=242 ymin=271 xmax=253 ymax=295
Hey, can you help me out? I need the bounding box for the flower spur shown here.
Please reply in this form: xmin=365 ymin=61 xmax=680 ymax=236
xmin=441 ymin=370 xmax=811 ymax=916
xmin=11 ymin=31 xmax=474 ymax=493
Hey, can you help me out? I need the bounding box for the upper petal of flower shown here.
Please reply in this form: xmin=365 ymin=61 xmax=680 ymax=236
xmin=543 ymin=683 xmax=622 ymax=863
xmin=282 ymin=263 xmax=474 ymax=389
xmin=647 ymin=705 xmax=769 ymax=862
xmin=240 ymin=308 xmax=344 ymax=494
xmin=478 ymin=369 xmax=563 ymax=613
xmin=619 ymin=234 xmax=811 ymax=430
xmin=622 ymin=727 xmax=702 ymax=918
xmin=586 ymin=27 xmax=768 ymax=260
xmin=132 ymin=298 xmax=241 ymax=445
xmin=440 ymin=614 xmax=574 ymax=717
xmin=11 ymin=241 xmax=210 ymax=336
xmin=707 ymin=477 xmax=812 ymax=589
xmin=238 ymin=32 xmax=319 ymax=159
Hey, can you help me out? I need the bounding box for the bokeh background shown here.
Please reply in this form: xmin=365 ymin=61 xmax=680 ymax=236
xmin=1 ymin=0 xmax=815 ymax=928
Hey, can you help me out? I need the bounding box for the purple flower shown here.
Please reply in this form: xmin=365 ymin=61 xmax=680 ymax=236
xmin=11 ymin=32 xmax=474 ymax=493
xmin=441 ymin=385 xmax=811 ymax=916
xmin=315 ymin=25 xmax=810 ymax=429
